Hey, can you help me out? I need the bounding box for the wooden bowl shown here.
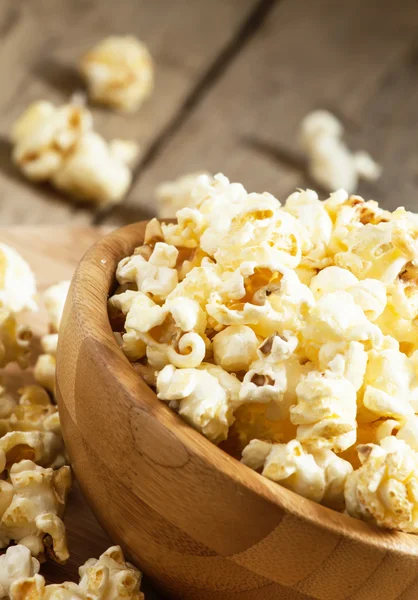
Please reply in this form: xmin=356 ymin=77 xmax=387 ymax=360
xmin=56 ymin=222 xmax=418 ymax=600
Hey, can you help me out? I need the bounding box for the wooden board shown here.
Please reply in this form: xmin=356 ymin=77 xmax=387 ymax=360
xmin=0 ymin=227 xmax=163 ymax=598
xmin=0 ymin=0 xmax=257 ymax=225
xmin=124 ymin=0 xmax=418 ymax=219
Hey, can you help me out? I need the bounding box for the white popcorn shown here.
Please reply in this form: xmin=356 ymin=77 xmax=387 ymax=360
xmin=52 ymin=131 xmax=138 ymax=206
xmin=0 ymin=244 xmax=37 ymax=313
xmin=345 ymin=436 xmax=418 ymax=533
xmin=42 ymin=280 xmax=70 ymax=333
xmin=9 ymin=545 xmax=144 ymax=600
xmin=0 ymin=309 xmax=31 ymax=368
xmin=0 ymin=545 xmax=40 ymax=599
xmin=212 ymin=325 xmax=259 ymax=372
xmin=290 ymin=369 xmax=357 ymax=452
xmin=80 ymin=35 xmax=154 ymax=112
xmin=0 ymin=460 xmax=71 ymax=562
xmin=360 ymin=347 xmax=418 ymax=419
xmin=117 ymin=250 xmax=178 ymax=301
xmin=156 ymin=172 xmax=213 ymax=219
xmin=242 ymin=439 xmax=352 ymax=507
xmin=157 ymin=364 xmax=238 ymax=444
xmin=300 ymin=110 xmax=381 ymax=193
xmin=12 ymin=100 xmax=139 ymax=206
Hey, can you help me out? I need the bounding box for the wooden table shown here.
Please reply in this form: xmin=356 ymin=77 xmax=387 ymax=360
xmin=0 ymin=0 xmax=417 ymax=227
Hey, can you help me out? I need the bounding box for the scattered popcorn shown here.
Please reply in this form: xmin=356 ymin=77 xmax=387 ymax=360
xmin=111 ymin=172 xmax=418 ymax=532
xmin=345 ymin=436 xmax=418 ymax=532
xmin=34 ymin=281 xmax=70 ymax=396
xmin=0 ymin=309 xmax=31 ymax=368
xmin=0 ymin=545 xmax=40 ymax=599
xmin=300 ymin=110 xmax=381 ymax=193
xmin=11 ymin=101 xmax=139 ymax=206
xmin=9 ymin=545 xmax=144 ymax=600
xmin=80 ymin=35 xmax=154 ymax=112
xmin=0 ymin=244 xmax=37 ymax=313
xmin=156 ymin=172 xmax=213 ymax=219
xmin=0 ymin=460 xmax=71 ymax=562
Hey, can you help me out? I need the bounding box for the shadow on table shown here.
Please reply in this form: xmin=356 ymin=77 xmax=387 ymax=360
xmin=33 ymin=57 xmax=85 ymax=98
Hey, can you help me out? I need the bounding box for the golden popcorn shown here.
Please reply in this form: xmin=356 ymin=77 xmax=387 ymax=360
xmin=0 ymin=310 xmax=31 ymax=368
xmin=80 ymin=35 xmax=154 ymax=112
xmin=111 ymin=173 xmax=418 ymax=532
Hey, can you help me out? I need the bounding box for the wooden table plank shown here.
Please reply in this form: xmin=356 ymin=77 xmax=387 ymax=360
xmin=0 ymin=0 xmax=257 ymax=225
xmin=120 ymin=0 xmax=418 ymax=219
xmin=0 ymin=227 xmax=163 ymax=598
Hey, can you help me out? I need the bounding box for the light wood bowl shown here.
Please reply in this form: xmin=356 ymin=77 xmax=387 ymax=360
xmin=56 ymin=222 xmax=418 ymax=600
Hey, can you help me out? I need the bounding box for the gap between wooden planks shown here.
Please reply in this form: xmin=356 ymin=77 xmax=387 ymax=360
xmin=0 ymin=227 xmax=163 ymax=598
xmin=0 ymin=0 xmax=259 ymax=226
xmin=121 ymin=0 xmax=418 ymax=222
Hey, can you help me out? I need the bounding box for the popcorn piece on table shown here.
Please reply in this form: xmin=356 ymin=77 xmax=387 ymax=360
xmin=9 ymin=545 xmax=144 ymax=600
xmin=34 ymin=281 xmax=70 ymax=396
xmin=11 ymin=100 xmax=139 ymax=207
xmin=345 ymin=436 xmax=418 ymax=533
xmin=0 ymin=243 xmax=37 ymax=314
xmin=0 ymin=460 xmax=71 ymax=562
xmin=0 ymin=545 xmax=40 ymax=599
xmin=242 ymin=439 xmax=352 ymax=509
xmin=80 ymin=35 xmax=154 ymax=113
xmin=300 ymin=110 xmax=381 ymax=193
xmin=156 ymin=172 xmax=213 ymax=219
xmin=0 ymin=309 xmax=31 ymax=368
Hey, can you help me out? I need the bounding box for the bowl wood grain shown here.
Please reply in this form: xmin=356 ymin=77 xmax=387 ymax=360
xmin=57 ymin=222 xmax=418 ymax=600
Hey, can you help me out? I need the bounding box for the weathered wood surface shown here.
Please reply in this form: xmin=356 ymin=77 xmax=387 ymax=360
xmin=1 ymin=0 xmax=417 ymax=226
xmin=0 ymin=227 xmax=162 ymax=598
xmin=0 ymin=0 xmax=257 ymax=225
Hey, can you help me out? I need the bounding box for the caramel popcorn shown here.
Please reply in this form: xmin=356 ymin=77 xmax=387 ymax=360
xmin=80 ymin=35 xmax=154 ymax=112
xmin=9 ymin=545 xmax=144 ymax=600
xmin=12 ymin=101 xmax=139 ymax=206
xmin=111 ymin=172 xmax=418 ymax=533
xmin=300 ymin=110 xmax=381 ymax=193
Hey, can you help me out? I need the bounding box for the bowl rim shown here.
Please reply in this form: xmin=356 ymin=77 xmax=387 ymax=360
xmin=66 ymin=219 xmax=418 ymax=558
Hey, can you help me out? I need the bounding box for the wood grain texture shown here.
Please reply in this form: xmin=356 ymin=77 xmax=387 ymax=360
xmin=0 ymin=227 xmax=162 ymax=598
xmin=0 ymin=0 xmax=256 ymax=225
xmin=57 ymin=222 xmax=418 ymax=600
xmin=123 ymin=0 xmax=418 ymax=221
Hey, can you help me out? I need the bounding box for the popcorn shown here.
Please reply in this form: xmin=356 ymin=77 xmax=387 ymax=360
xmin=156 ymin=172 xmax=213 ymax=218
xmin=0 ymin=244 xmax=37 ymax=313
xmin=0 ymin=545 xmax=40 ymax=599
xmin=290 ymin=369 xmax=357 ymax=452
xmin=157 ymin=364 xmax=239 ymax=444
xmin=12 ymin=100 xmax=139 ymax=206
xmin=242 ymin=439 xmax=352 ymax=508
xmin=112 ymin=173 xmax=418 ymax=533
xmin=360 ymin=347 xmax=418 ymax=419
xmin=80 ymin=35 xmax=154 ymax=112
xmin=9 ymin=545 xmax=144 ymax=600
xmin=0 ymin=310 xmax=31 ymax=368
xmin=300 ymin=110 xmax=381 ymax=193
xmin=0 ymin=460 xmax=71 ymax=562
xmin=345 ymin=436 xmax=418 ymax=532
xmin=34 ymin=281 xmax=70 ymax=396
xmin=212 ymin=325 xmax=259 ymax=372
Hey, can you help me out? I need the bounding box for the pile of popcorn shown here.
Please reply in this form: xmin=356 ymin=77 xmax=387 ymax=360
xmin=0 ymin=245 xmax=145 ymax=598
xmin=111 ymin=173 xmax=418 ymax=534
